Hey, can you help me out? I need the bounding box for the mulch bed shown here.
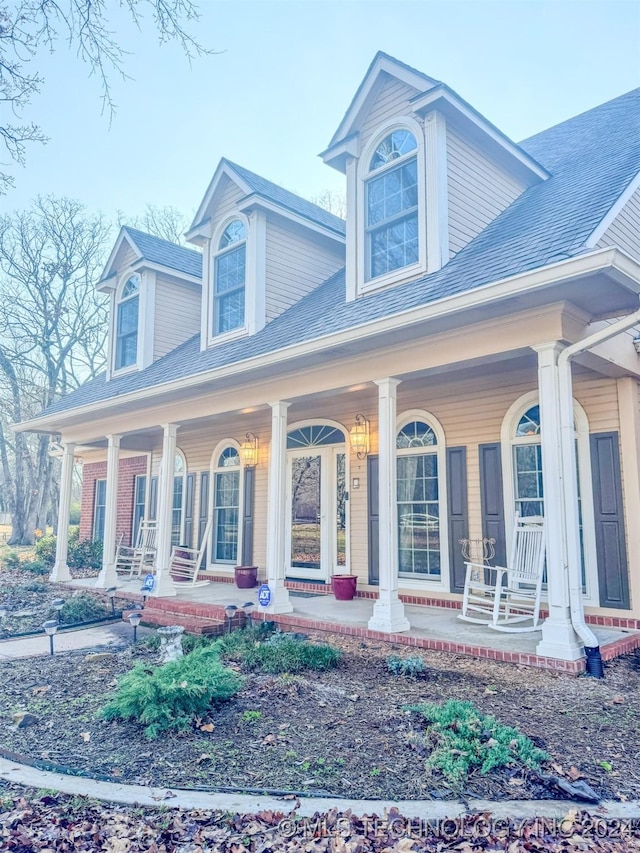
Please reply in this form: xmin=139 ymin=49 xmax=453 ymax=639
xmin=0 ymin=633 xmax=639 ymax=805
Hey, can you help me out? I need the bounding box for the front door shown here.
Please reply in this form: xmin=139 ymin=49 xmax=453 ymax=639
xmin=286 ymin=446 xmax=347 ymax=581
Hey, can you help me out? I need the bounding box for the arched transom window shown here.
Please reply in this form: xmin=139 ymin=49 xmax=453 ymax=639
xmin=396 ymin=420 xmax=441 ymax=577
xmin=213 ymin=219 xmax=246 ymax=336
xmin=213 ymin=446 xmax=241 ymax=562
xmin=366 ymin=130 xmax=418 ymax=281
xmin=115 ymin=274 xmax=140 ymax=369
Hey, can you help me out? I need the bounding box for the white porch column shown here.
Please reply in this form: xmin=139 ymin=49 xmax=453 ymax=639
xmin=534 ymin=343 xmax=583 ymax=660
xmin=96 ymin=434 xmax=121 ymax=589
xmin=264 ymin=401 xmax=293 ymax=614
xmin=152 ymin=423 xmax=178 ymax=597
xmin=369 ymin=378 xmax=410 ymax=633
xmin=50 ymin=442 xmax=75 ymax=583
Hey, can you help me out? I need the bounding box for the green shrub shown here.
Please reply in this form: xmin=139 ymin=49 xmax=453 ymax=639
xmin=101 ymin=645 xmax=244 ymax=739
xmin=215 ymin=624 xmax=275 ymax=662
xmin=1 ymin=551 xmax=21 ymax=571
xmin=68 ymin=534 xmax=102 ymax=570
xmin=59 ymin=593 xmax=108 ymax=624
xmin=386 ymin=654 xmax=427 ymax=678
xmin=34 ymin=534 xmax=57 ymax=566
xmin=241 ymin=636 xmax=341 ymax=673
xmin=407 ymin=700 xmax=548 ymax=785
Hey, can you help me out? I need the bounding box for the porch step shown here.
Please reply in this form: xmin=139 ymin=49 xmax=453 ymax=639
xmin=122 ymin=607 xmax=225 ymax=636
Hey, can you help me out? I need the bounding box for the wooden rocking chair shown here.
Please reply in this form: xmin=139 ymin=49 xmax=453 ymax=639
xmin=459 ymin=515 xmax=546 ymax=633
xmin=116 ymin=520 xmax=158 ymax=578
xmin=169 ymin=516 xmax=213 ymax=590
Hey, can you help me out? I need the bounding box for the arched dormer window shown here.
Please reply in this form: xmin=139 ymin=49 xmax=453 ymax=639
xmin=366 ymin=130 xmax=419 ymax=281
xmin=213 ymin=219 xmax=246 ymax=336
xmin=115 ymin=274 xmax=140 ymax=369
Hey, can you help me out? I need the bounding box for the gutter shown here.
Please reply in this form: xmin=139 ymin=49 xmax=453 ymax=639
xmin=557 ymin=305 xmax=640 ymax=656
xmin=14 ymin=247 xmax=640 ymax=434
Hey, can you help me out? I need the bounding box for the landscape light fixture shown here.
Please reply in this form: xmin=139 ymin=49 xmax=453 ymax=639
xmin=224 ymin=604 xmax=238 ymax=634
xmin=52 ymin=598 xmax=65 ymax=623
xmin=106 ymin=587 xmax=117 ymax=616
xmin=128 ymin=610 xmax=142 ymax=644
xmin=349 ymin=414 xmax=370 ymax=460
xmin=43 ymin=620 xmax=58 ymax=655
xmin=239 ymin=433 xmax=259 ymax=467
xmin=241 ymin=601 xmax=255 ymax=628
xmin=140 ymin=586 xmax=149 ymax=605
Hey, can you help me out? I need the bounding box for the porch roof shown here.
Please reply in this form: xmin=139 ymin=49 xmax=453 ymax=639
xmin=28 ymin=88 xmax=640 ymax=425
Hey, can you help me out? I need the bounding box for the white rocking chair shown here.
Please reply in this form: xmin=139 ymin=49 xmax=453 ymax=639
xmin=116 ymin=520 xmax=158 ymax=578
xmin=169 ymin=517 xmax=213 ymax=591
xmin=459 ymin=515 xmax=545 ymax=633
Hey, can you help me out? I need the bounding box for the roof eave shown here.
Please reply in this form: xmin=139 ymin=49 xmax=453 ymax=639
xmin=236 ymin=193 xmax=346 ymax=242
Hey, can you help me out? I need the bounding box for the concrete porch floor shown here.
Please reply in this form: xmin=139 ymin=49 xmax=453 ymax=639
xmin=72 ymin=576 xmax=640 ymax=674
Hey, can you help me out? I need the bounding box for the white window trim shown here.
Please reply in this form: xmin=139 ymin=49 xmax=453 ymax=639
xmin=208 ymin=439 xmax=244 ymax=570
xmin=109 ymin=270 xmax=155 ymax=378
xmin=395 ymin=409 xmax=449 ymax=591
xmin=500 ymin=391 xmax=599 ymax=606
xmin=357 ymin=117 xmax=427 ymax=295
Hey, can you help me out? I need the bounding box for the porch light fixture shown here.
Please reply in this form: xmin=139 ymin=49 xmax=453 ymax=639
xmin=43 ymin=620 xmax=58 ymax=655
xmin=633 ymin=336 xmax=640 ymax=354
xmin=350 ymin=414 xmax=370 ymax=460
xmin=239 ymin=433 xmax=259 ymax=467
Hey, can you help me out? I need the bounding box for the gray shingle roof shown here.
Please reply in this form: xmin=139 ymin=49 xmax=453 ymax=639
xmin=124 ymin=227 xmax=203 ymax=278
xmin=40 ymin=87 xmax=640 ymax=420
xmin=224 ymin=160 xmax=346 ymax=237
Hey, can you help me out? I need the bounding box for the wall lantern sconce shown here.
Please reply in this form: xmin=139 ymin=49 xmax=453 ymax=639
xmin=633 ymin=336 xmax=640 ymax=354
xmin=350 ymin=414 xmax=370 ymax=460
xmin=239 ymin=432 xmax=259 ymax=467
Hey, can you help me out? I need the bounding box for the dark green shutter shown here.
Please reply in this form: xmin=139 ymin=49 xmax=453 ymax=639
xmin=241 ymin=467 xmax=256 ymax=566
xmin=479 ymin=443 xmax=507 ymax=567
xmin=590 ymin=432 xmax=630 ymax=609
xmin=368 ymin=455 xmax=379 ymax=584
xmin=447 ymin=446 xmax=469 ymax=592
xmin=184 ymin=473 xmax=195 ymax=548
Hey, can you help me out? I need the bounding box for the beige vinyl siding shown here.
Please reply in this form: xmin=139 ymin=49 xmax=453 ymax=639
xmin=210 ymin=177 xmax=245 ymax=235
xmin=596 ymin=185 xmax=640 ymax=260
xmin=113 ymin=241 xmax=138 ymax=275
xmin=358 ymin=73 xmax=421 ymax=153
xmin=265 ymin=219 xmax=345 ymax=321
xmin=447 ymin=127 xmax=527 ymax=257
xmin=153 ymin=278 xmax=201 ymax=360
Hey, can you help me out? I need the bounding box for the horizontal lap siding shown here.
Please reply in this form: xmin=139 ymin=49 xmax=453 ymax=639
xmin=265 ymin=221 xmax=344 ymax=321
xmin=153 ymin=278 xmax=201 ymax=360
xmin=211 ymin=178 xmax=245 ymax=231
xmin=597 ymin=186 xmax=640 ymax=261
xmin=358 ymin=74 xmax=420 ymax=152
xmin=447 ymin=128 xmax=527 ymax=257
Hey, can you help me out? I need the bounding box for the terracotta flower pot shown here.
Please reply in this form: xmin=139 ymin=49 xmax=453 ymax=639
xmin=332 ymin=574 xmax=357 ymax=601
xmin=234 ymin=565 xmax=258 ymax=589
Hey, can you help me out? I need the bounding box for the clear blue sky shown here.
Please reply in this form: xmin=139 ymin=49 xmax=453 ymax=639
xmin=4 ymin=0 xmax=640 ymax=226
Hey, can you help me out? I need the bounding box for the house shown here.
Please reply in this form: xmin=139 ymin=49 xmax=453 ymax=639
xmin=18 ymin=52 xmax=640 ymax=666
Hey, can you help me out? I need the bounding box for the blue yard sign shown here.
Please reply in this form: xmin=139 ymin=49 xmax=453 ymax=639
xmin=143 ymin=573 xmax=155 ymax=592
xmin=257 ymin=583 xmax=271 ymax=607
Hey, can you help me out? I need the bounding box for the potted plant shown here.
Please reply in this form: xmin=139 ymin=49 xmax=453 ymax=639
xmin=331 ymin=573 xmax=358 ymax=601
xmin=234 ymin=565 xmax=259 ymax=589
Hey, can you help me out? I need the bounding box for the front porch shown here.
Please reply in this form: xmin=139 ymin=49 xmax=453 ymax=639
xmin=74 ymin=577 xmax=640 ymax=674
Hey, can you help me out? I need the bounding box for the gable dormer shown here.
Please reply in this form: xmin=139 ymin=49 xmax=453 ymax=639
xmin=186 ymin=160 xmax=345 ymax=351
xmin=97 ymin=227 xmax=202 ymax=381
xmin=321 ymin=52 xmax=549 ymax=301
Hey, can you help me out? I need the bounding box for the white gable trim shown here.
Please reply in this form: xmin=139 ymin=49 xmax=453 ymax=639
xmin=129 ymin=259 xmax=202 ymax=287
xmin=97 ymin=228 xmax=141 ymax=290
xmin=236 ymin=195 xmax=346 ymax=244
xmin=188 ymin=160 xmax=253 ymax=238
xmin=584 ymin=169 xmax=640 ymax=249
xmin=327 ymin=52 xmax=438 ymax=150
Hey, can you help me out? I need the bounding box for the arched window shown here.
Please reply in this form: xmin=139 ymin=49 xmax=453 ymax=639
xmin=213 ymin=219 xmax=246 ymax=335
xmin=396 ymin=419 xmax=441 ymax=578
xmin=213 ymin=445 xmax=241 ymax=563
xmin=366 ymin=129 xmax=418 ymax=281
xmin=115 ymin=274 xmax=139 ymax=369
xmin=172 ymin=451 xmax=186 ymax=546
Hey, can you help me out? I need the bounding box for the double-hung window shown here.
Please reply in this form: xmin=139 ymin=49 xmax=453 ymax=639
xmin=213 ymin=219 xmax=246 ymax=336
xmin=366 ymin=130 xmax=419 ymax=281
xmin=115 ymin=274 xmax=140 ymax=369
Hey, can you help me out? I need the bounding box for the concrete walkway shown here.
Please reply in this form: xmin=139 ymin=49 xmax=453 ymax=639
xmin=0 ymin=621 xmax=151 ymax=660
xmin=2 ymin=757 xmax=640 ymax=821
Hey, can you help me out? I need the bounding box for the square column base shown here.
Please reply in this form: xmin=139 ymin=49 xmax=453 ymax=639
xmin=151 ymin=571 xmax=177 ymax=598
xmin=95 ymin=562 xmax=119 ymax=589
xmin=261 ymin=583 xmax=294 ymax=615
xmin=536 ymin=618 xmax=584 ymax=661
xmin=368 ymin=598 xmax=410 ymax=633
xmin=50 ymin=562 xmax=72 ymax=583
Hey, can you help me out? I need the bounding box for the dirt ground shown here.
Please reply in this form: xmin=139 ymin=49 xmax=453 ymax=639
xmin=0 ymin=631 xmax=638 ymax=804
